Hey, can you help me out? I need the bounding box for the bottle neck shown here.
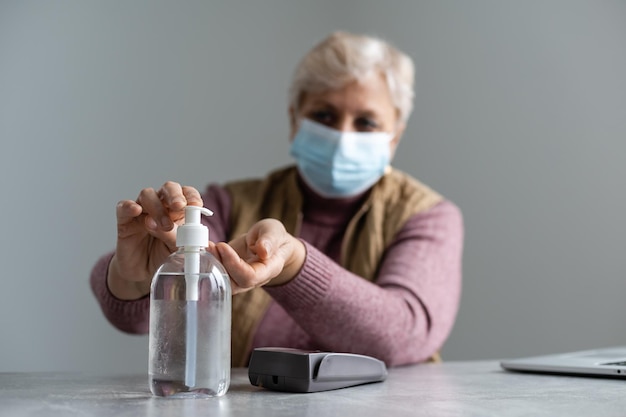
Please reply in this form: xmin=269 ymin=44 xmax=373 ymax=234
xmin=178 ymin=246 xmax=207 ymax=253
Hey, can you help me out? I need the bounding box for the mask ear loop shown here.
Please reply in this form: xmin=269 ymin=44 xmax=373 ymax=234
xmin=385 ymin=127 xmax=401 ymax=172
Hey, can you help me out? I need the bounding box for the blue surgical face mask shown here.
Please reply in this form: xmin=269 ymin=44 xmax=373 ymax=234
xmin=289 ymin=118 xmax=394 ymax=198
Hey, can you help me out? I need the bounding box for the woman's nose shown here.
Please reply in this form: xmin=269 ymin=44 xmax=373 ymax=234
xmin=337 ymin=117 xmax=356 ymax=132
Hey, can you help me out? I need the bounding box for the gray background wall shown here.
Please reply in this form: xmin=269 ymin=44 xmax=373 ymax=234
xmin=1 ymin=1 xmax=624 ymax=373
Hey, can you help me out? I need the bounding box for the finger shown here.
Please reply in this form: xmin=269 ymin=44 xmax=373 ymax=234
xmin=154 ymin=230 xmax=179 ymax=254
xmin=215 ymin=242 xmax=257 ymax=290
xmin=227 ymin=234 xmax=251 ymax=259
xmin=251 ymin=236 xmax=272 ymax=260
xmin=181 ymin=186 xmax=203 ymax=207
xmin=246 ymin=219 xmax=285 ymax=260
xmin=216 ymin=242 xmax=284 ymax=289
xmin=137 ymin=187 xmax=172 ymax=230
xmin=116 ymin=200 xmax=148 ymax=239
xmin=158 ymin=181 xmax=186 ymax=211
xmin=207 ymin=241 xmax=221 ymax=260
xmin=116 ymin=200 xmax=143 ymax=225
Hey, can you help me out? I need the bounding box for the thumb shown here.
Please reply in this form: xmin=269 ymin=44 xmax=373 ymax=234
xmin=145 ymin=216 xmax=179 ymax=253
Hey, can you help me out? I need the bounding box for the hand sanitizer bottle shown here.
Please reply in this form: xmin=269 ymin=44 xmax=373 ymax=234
xmin=149 ymin=206 xmax=232 ymax=397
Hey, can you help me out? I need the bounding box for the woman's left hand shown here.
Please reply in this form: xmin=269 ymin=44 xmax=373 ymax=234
xmin=208 ymin=219 xmax=306 ymax=294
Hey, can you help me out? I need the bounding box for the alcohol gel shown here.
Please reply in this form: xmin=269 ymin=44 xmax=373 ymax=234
xmin=149 ymin=206 xmax=232 ymax=397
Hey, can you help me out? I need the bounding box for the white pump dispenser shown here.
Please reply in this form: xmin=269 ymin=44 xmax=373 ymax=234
xmin=176 ymin=206 xmax=213 ymax=248
xmin=148 ymin=206 xmax=232 ymax=398
xmin=176 ymin=206 xmax=213 ymax=301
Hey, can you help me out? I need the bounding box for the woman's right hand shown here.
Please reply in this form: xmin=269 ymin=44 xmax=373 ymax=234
xmin=107 ymin=182 xmax=203 ymax=300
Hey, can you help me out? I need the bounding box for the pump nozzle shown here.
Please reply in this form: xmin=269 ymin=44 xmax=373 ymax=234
xmin=176 ymin=206 xmax=213 ymax=248
xmin=185 ymin=206 xmax=213 ymax=225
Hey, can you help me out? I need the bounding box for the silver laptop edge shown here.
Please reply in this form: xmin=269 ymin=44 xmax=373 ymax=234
xmin=501 ymin=347 xmax=626 ymax=378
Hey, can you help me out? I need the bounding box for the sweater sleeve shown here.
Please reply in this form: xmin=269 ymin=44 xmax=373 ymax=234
xmin=90 ymin=252 xmax=150 ymax=333
xmin=89 ymin=184 xmax=232 ymax=334
xmin=264 ymin=200 xmax=464 ymax=366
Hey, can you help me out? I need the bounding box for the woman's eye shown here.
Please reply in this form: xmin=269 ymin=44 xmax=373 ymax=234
xmin=355 ymin=118 xmax=378 ymax=131
xmin=310 ymin=110 xmax=335 ymax=126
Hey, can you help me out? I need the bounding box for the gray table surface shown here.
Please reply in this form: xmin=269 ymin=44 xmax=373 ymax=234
xmin=0 ymin=361 xmax=624 ymax=417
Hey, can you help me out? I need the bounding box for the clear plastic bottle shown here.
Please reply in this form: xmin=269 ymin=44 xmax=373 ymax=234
xmin=149 ymin=206 xmax=232 ymax=398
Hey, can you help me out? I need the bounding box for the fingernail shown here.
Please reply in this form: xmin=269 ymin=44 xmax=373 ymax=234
xmin=262 ymin=241 xmax=271 ymax=255
xmin=146 ymin=216 xmax=158 ymax=230
xmin=160 ymin=216 xmax=171 ymax=228
xmin=171 ymin=197 xmax=185 ymax=206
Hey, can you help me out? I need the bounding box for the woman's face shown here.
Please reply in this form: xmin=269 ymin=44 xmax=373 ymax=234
xmin=290 ymin=71 xmax=405 ymax=158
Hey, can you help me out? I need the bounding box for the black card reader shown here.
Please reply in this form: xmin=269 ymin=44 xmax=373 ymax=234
xmin=248 ymin=347 xmax=388 ymax=393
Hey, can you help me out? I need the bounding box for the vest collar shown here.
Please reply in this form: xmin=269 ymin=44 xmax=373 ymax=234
xmin=297 ymin=173 xmax=371 ymax=226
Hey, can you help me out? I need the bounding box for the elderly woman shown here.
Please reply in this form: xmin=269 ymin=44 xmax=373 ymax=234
xmin=91 ymin=31 xmax=464 ymax=367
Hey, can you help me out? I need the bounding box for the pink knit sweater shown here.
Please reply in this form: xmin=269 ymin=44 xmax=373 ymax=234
xmin=90 ymin=179 xmax=463 ymax=366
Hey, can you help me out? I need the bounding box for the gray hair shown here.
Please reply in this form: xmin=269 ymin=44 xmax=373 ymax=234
xmin=288 ymin=31 xmax=415 ymax=125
